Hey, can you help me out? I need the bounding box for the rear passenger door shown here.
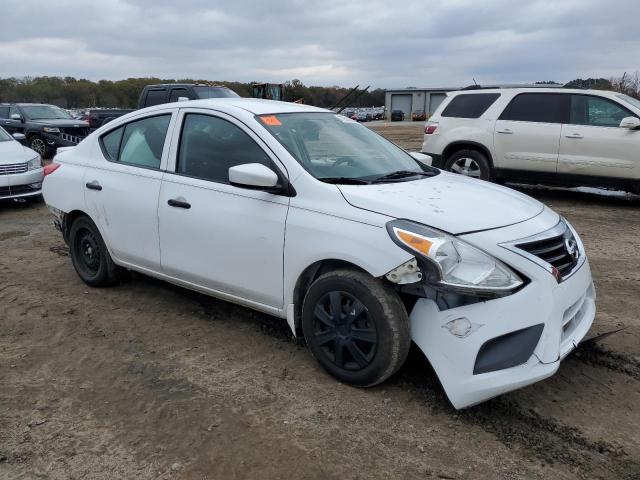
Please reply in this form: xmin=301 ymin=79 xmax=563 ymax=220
xmin=558 ymin=94 xmax=639 ymax=179
xmin=84 ymin=110 xmax=176 ymax=271
xmin=493 ymin=93 xmax=564 ymax=173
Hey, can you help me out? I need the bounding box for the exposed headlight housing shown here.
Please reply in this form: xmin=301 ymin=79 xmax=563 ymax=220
xmin=27 ymin=156 xmax=42 ymax=170
xmin=386 ymin=219 xmax=523 ymax=295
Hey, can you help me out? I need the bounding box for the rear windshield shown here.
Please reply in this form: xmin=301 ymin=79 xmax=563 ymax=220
xmin=193 ymin=86 xmax=240 ymax=99
xmin=441 ymin=93 xmax=501 ymax=118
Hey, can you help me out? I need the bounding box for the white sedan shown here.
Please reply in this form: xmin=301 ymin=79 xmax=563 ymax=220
xmin=0 ymin=127 xmax=43 ymax=200
xmin=42 ymin=99 xmax=596 ymax=409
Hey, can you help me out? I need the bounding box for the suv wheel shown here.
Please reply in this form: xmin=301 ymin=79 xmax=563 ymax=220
xmin=69 ymin=216 xmax=122 ymax=287
xmin=445 ymin=149 xmax=491 ymax=181
xmin=301 ymin=269 xmax=410 ymax=387
xmin=29 ymin=135 xmax=53 ymax=159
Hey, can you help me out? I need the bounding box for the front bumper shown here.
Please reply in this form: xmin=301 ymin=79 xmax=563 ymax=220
xmin=409 ymin=213 xmax=596 ymax=409
xmin=0 ymin=168 xmax=44 ymax=199
xmin=42 ymin=132 xmax=86 ymax=148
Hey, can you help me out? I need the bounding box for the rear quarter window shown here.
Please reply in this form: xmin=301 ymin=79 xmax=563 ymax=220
xmin=441 ymin=93 xmax=501 ymax=118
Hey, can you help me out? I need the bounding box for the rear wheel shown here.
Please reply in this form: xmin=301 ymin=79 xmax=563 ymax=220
xmin=445 ymin=149 xmax=491 ymax=181
xmin=69 ymin=216 xmax=121 ymax=287
xmin=301 ymin=269 xmax=410 ymax=387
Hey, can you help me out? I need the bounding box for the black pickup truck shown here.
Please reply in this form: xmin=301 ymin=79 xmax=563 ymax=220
xmin=0 ymin=103 xmax=90 ymax=158
xmin=88 ymin=83 xmax=239 ymax=129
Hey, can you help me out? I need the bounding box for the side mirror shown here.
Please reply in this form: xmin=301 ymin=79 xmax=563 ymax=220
xmin=229 ymin=163 xmax=280 ymax=190
xmin=12 ymin=132 xmax=26 ymax=141
xmin=177 ymin=96 xmax=190 ymax=102
xmin=619 ymin=116 xmax=640 ymax=130
xmin=10 ymin=113 xmax=22 ymax=122
xmin=409 ymin=151 xmax=433 ymax=166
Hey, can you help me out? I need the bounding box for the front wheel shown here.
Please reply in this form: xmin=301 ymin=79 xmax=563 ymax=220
xmin=301 ymin=269 xmax=410 ymax=387
xmin=29 ymin=135 xmax=54 ymax=159
xmin=69 ymin=216 xmax=122 ymax=287
xmin=444 ymin=149 xmax=491 ymax=181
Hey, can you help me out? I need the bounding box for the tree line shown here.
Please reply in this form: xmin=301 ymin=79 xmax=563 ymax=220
xmin=0 ymin=73 xmax=637 ymax=110
xmin=0 ymin=76 xmax=385 ymax=109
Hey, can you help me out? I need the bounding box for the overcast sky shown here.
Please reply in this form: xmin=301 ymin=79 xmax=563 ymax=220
xmin=0 ymin=0 xmax=638 ymax=88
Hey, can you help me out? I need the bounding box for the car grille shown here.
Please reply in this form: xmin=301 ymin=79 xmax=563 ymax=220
xmin=0 ymin=163 xmax=28 ymax=175
xmin=60 ymin=127 xmax=89 ymax=144
xmin=516 ymin=224 xmax=580 ymax=279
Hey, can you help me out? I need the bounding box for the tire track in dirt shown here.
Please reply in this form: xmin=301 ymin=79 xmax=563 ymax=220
xmin=573 ymin=342 xmax=640 ymax=381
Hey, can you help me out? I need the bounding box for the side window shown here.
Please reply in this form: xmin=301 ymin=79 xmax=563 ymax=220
xmin=9 ymin=106 xmax=21 ymax=119
xmin=177 ymin=113 xmax=274 ymax=184
xmin=100 ymin=115 xmax=171 ymax=169
xmin=0 ymin=106 xmax=9 ymax=119
xmin=169 ymin=88 xmax=189 ymax=102
xmin=499 ymin=93 xmax=564 ymax=123
xmin=145 ymin=89 xmax=167 ymax=107
xmin=569 ymin=95 xmax=634 ymax=127
xmin=441 ymin=93 xmax=501 ymax=118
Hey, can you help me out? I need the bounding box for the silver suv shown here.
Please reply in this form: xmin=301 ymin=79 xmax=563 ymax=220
xmin=422 ymin=87 xmax=640 ymax=193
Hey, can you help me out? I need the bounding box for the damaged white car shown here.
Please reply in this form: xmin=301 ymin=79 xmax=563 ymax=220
xmin=42 ymin=99 xmax=596 ymax=408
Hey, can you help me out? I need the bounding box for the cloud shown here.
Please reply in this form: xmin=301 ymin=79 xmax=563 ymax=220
xmin=0 ymin=0 xmax=637 ymax=88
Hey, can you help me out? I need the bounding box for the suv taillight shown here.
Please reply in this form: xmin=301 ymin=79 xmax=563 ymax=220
xmin=425 ymin=122 xmax=439 ymax=135
xmin=43 ymin=163 xmax=60 ymax=176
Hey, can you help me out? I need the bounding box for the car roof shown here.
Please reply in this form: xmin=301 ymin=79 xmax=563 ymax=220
xmin=141 ymin=98 xmax=329 ymax=115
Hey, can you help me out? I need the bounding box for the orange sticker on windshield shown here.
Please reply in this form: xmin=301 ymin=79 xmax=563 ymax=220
xmin=260 ymin=115 xmax=282 ymax=126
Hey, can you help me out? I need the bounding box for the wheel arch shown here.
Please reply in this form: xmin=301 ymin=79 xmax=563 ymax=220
xmin=443 ymin=141 xmax=494 ymax=168
xmin=290 ymin=259 xmax=371 ymax=337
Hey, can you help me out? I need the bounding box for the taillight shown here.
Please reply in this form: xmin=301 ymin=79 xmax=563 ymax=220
xmin=425 ymin=122 xmax=439 ymax=134
xmin=43 ymin=163 xmax=61 ymax=176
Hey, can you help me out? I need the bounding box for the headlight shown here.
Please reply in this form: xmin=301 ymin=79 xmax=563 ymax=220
xmin=27 ymin=156 xmax=42 ymax=170
xmin=43 ymin=127 xmax=60 ymax=133
xmin=387 ymin=219 xmax=523 ymax=295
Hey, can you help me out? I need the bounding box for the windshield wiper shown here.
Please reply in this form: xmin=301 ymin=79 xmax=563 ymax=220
xmin=372 ymin=170 xmax=436 ymax=183
xmin=318 ymin=177 xmax=371 ymax=185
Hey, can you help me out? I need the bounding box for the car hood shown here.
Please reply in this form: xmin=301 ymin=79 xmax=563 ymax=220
xmin=337 ymin=172 xmax=544 ymax=235
xmin=0 ymin=141 xmax=36 ymax=165
xmin=29 ymin=119 xmax=89 ymax=127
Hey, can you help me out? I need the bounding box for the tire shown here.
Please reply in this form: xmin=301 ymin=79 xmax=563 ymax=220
xmin=68 ymin=215 xmax=121 ymax=287
xmin=444 ymin=149 xmax=491 ymax=181
xmin=301 ymin=269 xmax=410 ymax=387
xmin=28 ymin=135 xmax=54 ymax=159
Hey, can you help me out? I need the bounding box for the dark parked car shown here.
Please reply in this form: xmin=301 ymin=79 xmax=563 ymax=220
xmin=412 ymin=110 xmax=427 ymax=121
xmin=88 ymin=83 xmax=240 ymax=129
xmin=0 ymin=103 xmax=90 ymax=158
xmin=391 ymin=110 xmax=405 ymax=121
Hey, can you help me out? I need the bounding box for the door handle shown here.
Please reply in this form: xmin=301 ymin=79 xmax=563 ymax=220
xmin=565 ymin=133 xmax=584 ymax=139
xmin=496 ymin=128 xmax=513 ymax=134
xmin=167 ymin=198 xmax=191 ymax=209
xmin=85 ymin=181 xmax=102 ymax=191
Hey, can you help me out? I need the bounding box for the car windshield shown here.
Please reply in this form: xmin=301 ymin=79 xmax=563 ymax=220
xmin=193 ymin=86 xmax=240 ymax=99
xmin=0 ymin=127 xmax=11 ymax=142
xmin=258 ymin=112 xmax=437 ymax=183
xmin=617 ymin=94 xmax=640 ymax=110
xmin=21 ymin=105 xmax=72 ymax=120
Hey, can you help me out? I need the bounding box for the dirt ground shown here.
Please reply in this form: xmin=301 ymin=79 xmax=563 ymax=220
xmin=1 ymin=123 xmax=640 ymax=479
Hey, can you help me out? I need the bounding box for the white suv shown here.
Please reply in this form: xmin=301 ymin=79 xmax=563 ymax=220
xmin=43 ymin=99 xmax=595 ymax=409
xmin=422 ymin=87 xmax=640 ymax=193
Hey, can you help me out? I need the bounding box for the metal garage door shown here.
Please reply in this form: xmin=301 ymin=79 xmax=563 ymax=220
xmin=428 ymin=93 xmax=447 ymax=115
xmin=391 ymin=94 xmax=412 ymax=118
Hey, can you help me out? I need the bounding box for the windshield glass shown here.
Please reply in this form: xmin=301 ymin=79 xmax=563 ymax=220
xmin=617 ymin=94 xmax=640 ymax=110
xmin=0 ymin=127 xmax=11 ymax=142
xmin=21 ymin=105 xmax=72 ymax=120
xmin=259 ymin=113 xmax=437 ymax=182
xmin=193 ymin=86 xmax=240 ymax=99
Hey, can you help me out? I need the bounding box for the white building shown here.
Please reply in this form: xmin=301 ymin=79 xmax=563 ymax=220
xmin=384 ymin=87 xmax=457 ymax=120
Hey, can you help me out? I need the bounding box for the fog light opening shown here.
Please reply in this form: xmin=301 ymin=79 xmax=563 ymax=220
xmin=443 ymin=317 xmax=482 ymax=338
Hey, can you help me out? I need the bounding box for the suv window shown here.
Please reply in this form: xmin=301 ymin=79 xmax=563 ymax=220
xmin=169 ymin=88 xmax=189 ymax=102
xmin=100 ymin=115 xmax=171 ymax=168
xmin=441 ymin=93 xmax=500 ymax=118
xmin=145 ymin=89 xmax=167 ymax=107
xmin=0 ymin=106 xmax=9 ymax=119
xmin=570 ymin=95 xmax=634 ymax=127
xmin=499 ymin=93 xmax=564 ymax=123
xmin=9 ymin=106 xmax=21 ymax=119
xmin=177 ymin=113 xmax=273 ymax=183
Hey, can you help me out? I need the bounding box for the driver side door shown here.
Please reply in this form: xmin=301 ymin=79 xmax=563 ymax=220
xmin=158 ymin=109 xmax=290 ymax=309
